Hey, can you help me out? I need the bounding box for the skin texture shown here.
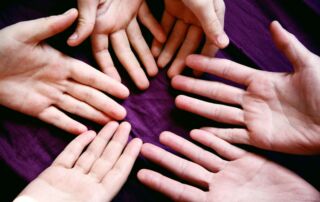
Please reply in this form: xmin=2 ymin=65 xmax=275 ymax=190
xmin=14 ymin=122 xmax=142 ymax=202
xmin=0 ymin=9 xmax=129 ymax=135
xmin=138 ymin=130 xmax=320 ymax=202
xmin=171 ymin=21 xmax=320 ymax=154
xmin=69 ymin=0 xmax=166 ymax=90
xmin=152 ymin=0 xmax=228 ymax=78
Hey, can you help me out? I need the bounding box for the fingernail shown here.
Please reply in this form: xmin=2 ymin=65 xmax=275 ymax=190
xmin=69 ymin=33 xmax=78 ymax=40
xmin=64 ymin=8 xmax=74 ymax=15
xmin=217 ymin=33 xmax=229 ymax=48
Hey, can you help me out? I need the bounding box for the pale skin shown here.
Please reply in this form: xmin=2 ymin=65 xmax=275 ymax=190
xmin=138 ymin=130 xmax=320 ymax=201
xmin=152 ymin=0 xmax=229 ymax=78
xmin=172 ymin=21 xmax=320 ymax=154
xmin=14 ymin=122 xmax=142 ymax=202
xmin=0 ymin=9 xmax=130 ymax=135
xmin=68 ymin=0 xmax=167 ymax=90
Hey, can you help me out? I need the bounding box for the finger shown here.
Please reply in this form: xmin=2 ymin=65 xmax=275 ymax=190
xmin=151 ymin=11 xmax=175 ymax=57
xmin=182 ymin=0 xmax=229 ymax=48
xmin=167 ymin=25 xmax=203 ymax=78
xmin=52 ymin=130 xmax=96 ymax=168
xmin=191 ymin=129 xmax=247 ymax=160
xmin=186 ymin=55 xmax=257 ymax=86
xmin=73 ymin=122 xmax=119 ymax=173
xmin=65 ymin=81 xmax=126 ymax=120
xmin=127 ymin=19 xmax=158 ymax=77
xmin=270 ymin=21 xmax=315 ymax=70
xmin=137 ymin=169 xmax=206 ymax=202
xmin=201 ymin=127 xmax=250 ymax=146
xmin=111 ymin=30 xmax=150 ymax=90
xmin=138 ymin=1 xmax=166 ymax=43
xmin=68 ymin=0 xmax=99 ymax=46
xmin=157 ymin=20 xmax=188 ymax=68
xmin=55 ymin=93 xmax=111 ymax=124
xmin=172 ymin=75 xmax=244 ymax=105
xmin=141 ymin=143 xmax=213 ymax=187
xmin=89 ymin=122 xmax=131 ymax=181
xmin=160 ymin=131 xmax=227 ymax=173
xmin=176 ymin=95 xmax=244 ymax=125
xmin=38 ymin=106 xmax=87 ymax=135
xmin=17 ymin=8 xmax=78 ymax=43
xmin=68 ymin=58 xmax=129 ymax=99
xmin=101 ymin=138 xmax=142 ymax=199
xmin=91 ymin=33 xmax=121 ymax=81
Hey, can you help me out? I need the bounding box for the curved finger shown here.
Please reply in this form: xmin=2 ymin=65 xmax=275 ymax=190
xmin=89 ymin=122 xmax=131 ymax=181
xmin=151 ymin=11 xmax=175 ymax=57
xmin=167 ymin=25 xmax=203 ymax=78
xmin=55 ymin=93 xmax=112 ymax=124
xmin=52 ymin=130 xmax=96 ymax=168
xmin=160 ymin=131 xmax=227 ymax=173
xmin=91 ymin=33 xmax=121 ymax=81
xmin=138 ymin=1 xmax=166 ymax=43
xmin=141 ymin=143 xmax=212 ymax=187
xmin=68 ymin=0 xmax=99 ymax=46
xmin=38 ymin=106 xmax=87 ymax=135
xmin=186 ymin=55 xmax=257 ymax=86
xmin=172 ymin=75 xmax=244 ymax=105
xmin=191 ymin=129 xmax=247 ymax=160
xmin=68 ymin=58 xmax=129 ymax=99
xmin=127 ymin=19 xmax=158 ymax=77
xmin=137 ymin=169 xmax=206 ymax=202
xmin=101 ymin=138 xmax=142 ymax=200
xmin=73 ymin=122 xmax=119 ymax=173
xmin=157 ymin=20 xmax=189 ymax=68
xmin=65 ymin=81 xmax=126 ymax=120
xmin=176 ymin=95 xmax=244 ymax=125
xmin=201 ymin=127 xmax=250 ymax=146
xmin=111 ymin=30 xmax=149 ymax=90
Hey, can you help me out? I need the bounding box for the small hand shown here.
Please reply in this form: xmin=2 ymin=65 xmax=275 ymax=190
xmin=0 ymin=9 xmax=129 ymax=134
xmin=14 ymin=122 xmax=142 ymax=202
xmin=70 ymin=0 xmax=166 ymax=90
xmin=138 ymin=130 xmax=320 ymax=201
xmin=152 ymin=0 xmax=228 ymax=78
xmin=172 ymin=21 xmax=320 ymax=154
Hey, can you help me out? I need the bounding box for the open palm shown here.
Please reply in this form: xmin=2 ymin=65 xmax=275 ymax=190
xmin=90 ymin=0 xmax=166 ymax=90
xmin=172 ymin=21 xmax=320 ymax=154
xmin=138 ymin=130 xmax=320 ymax=201
xmin=0 ymin=9 xmax=129 ymax=134
xmin=15 ymin=122 xmax=142 ymax=202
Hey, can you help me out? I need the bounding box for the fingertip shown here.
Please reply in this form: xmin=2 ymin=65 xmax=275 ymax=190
xmin=120 ymin=121 xmax=131 ymax=130
xmin=136 ymin=79 xmax=150 ymax=91
xmin=215 ymin=33 xmax=229 ymax=48
xmin=137 ymin=169 xmax=148 ymax=181
xmin=75 ymin=124 xmax=88 ymax=135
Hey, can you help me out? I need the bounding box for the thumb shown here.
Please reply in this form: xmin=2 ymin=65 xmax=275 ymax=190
xmin=16 ymin=8 xmax=78 ymax=43
xmin=271 ymin=21 xmax=314 ymax=70
xmin=182 ymin=0 xmax=229 ymax=48
xmin=67 ymin=0 xmax=100 ymax=46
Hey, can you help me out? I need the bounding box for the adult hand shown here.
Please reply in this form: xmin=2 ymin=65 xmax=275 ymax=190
xmin=0 ymin=9 xmax=129 ymax=135
xmin=14 ymin=122 xmax=142 ymax=202
xmin=70 ymin=0 xmax=166 ymax=90
xmin=172 ymin=21 xmax=320 ymax=154
xmin=138 ymin=130 xmax=320 ymax=201
xmin=153 ymin=0 xmax=228 ymax=78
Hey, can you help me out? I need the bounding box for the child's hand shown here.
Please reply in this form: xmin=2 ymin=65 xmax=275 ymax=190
xmin=153 ymin=0 xmax=228 ymax=78
xmin=138 ymin=130 xmax=320 ymax=201
xmin=70 ymin=0 xmax=166 ymax=90
xmin=172 ymin=21 xmax=320 ymax=154
xmin=14 ymin=122 xmax=142 ymax=202
xmin=0 ymin=9 xmax=129 ymax=134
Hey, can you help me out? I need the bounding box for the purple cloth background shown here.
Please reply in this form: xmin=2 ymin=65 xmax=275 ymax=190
xmin=0 ymin=0 xmax=320 ymax=201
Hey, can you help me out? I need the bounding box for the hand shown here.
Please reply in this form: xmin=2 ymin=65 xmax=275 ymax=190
xmin=0 ymin=9 xmax=129 ymax=135
xmin=153 ymin=0 xmax=228 ymax=78
xmin=171 ymin=21 xmax=320 ymax=154
xmin=138 ymin=130 xmax=320 ymax=201
xmin=69 ymin=0 xmax=166 ymax=90
xmin=14 ymin=122 xmax=142 ymax=202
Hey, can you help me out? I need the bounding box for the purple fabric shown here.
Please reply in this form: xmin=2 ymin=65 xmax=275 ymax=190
xmin=0 ymin=0 xmax=320 ymax=201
